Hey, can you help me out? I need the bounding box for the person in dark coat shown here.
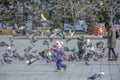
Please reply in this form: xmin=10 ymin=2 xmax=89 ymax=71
xmin=103 ymin=22 xmax=117 ymax=61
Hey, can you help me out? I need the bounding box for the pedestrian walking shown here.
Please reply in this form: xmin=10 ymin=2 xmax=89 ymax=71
xmin=103 ymin=22 xmax=118 ymax=61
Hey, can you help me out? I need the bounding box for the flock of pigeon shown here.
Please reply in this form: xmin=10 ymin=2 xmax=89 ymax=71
xmin=0 ymin=31 xmax=82 ymax=65
xmin=0 ymin=14 xmax=106 ymax=79
xmin=0 ymin=13 xmax=106 ymax=79
xmin=0 ymin=32 xmax=105 ymax=64
xmin=0 ymin=32 xmax=106 ymax=79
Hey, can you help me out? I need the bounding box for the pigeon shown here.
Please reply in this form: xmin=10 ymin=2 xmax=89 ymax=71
xmin=53 ymin=29 xmax=61 ymax=34
xmin=3 ymin=57 xmax=12 ymax=64
xmin=58 ymin=31 xmax=65 ymax=39
xmin=66 ymin=29 xmax=75 ymax=43
xmin=0 ymin=41 xmax=9 ymax=47
xmin=50 ymin=32 xmax=57 ymax=38
xmin=14 ymin=23 xmax=19 ymax=32
xmin=14 ymin=53 xmax=24 ymax=61
xmin=48 ymin=33 xmax=57 ymax=42
xmin=77 ymin=35 xmax=84 ymax=41
xmin=97 ymin=71 xmax=104 ymax=77
xmin=2 ymin=52 xmax=12 ymax=64
xmin=43 ymin=39 xmax=49 ymax=48
xmin=64 ymin=47 xmax=70 ymax=51
xmin=46 ymin=30 xmax=52 ymax=38
xmin=96 ymin=41 xmax=104 ymax=49
xmin=68 ymin=29 xmax=75 ymax=38
xmin=0 ymin=59 xmax=4 ymax=65
xmin=24 ymin=46 xmax=33 ymax=53
xmin=14 ymin=23 xmax=25 ymax=32
xmin=87 ymin=72 xmax=104 ymax=80
xmin=85 ymin=62 xmax=90 ymax=65
xmin=48 ymin=29 xmax=63 ymax=41
xmin=9 ymin=39 xmax=15 ymax=46
xmin=26 ymin=57 xmax=39 ymax=65
xmin=66 ymin=38 xmax=72 ymax=43
xmin=41 ymin=13 xmax=47 ymax=21
xmin=77 ymin=37 xmax=81 ymax=41
xmin=70 ymin=48 xmax=76 ymax=52
xmin=93 ymin=58 xmax=99 ymax=61
xmin=2 ymin=52 xmax=9 ymax=58
xmin=49 ymin=37 xmax=53 ymax=42
xmin=26 ymin=32 xmax=37 ymax=46
xmin=24 ymin=54 xmax=39 ymax=65
xmin=32 ymin=49 xmax=38 ymax=53
xmin=40 ymin=13 xmax=54 ymax=27
xmin=24 ymin=46 xmax=33 ymax=59
xmin=88 ymin=74 xmax=98 ymax=80
xmin=39 ymin=51 xmax=46 ymax=59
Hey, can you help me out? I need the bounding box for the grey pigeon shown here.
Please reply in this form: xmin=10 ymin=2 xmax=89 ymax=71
xmin=58 ymin=31 xmax=65 ymax=39
xmin=66 ymin=38 xmax=72 ymax=43
xmin=85 ymin=62 xmax=90 ymax=65
xmin=2 ymin=53 xmax=12 ymax=64
xmin=9 ymin=38 xmax=15 ymax=46
xmin=87 ymin=72 xmax=104 ymax=80
xmin=26 ymin=32 xmax=37 ymax=46
xmin=77 ymin=35 xmax=84 ymax=41
xmin=43 ymin=39 xmax=49 ymax=48
xmin=0 ymin=42 xmax=9 ymax=47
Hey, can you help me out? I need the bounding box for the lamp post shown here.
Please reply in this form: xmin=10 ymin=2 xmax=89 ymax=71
xmin=20 ymin=0 xmax=26 ymax=26
xmin=23 ymin=0 xmax=25 ymax=26
xmin=19 ymin=0 xmax=27 ymax=35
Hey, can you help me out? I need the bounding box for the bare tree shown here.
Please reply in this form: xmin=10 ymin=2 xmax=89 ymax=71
xmin=63 ymin=0 xmax=88 ymax=32
xmin=102 ymin=0 xmax=120 ymax=24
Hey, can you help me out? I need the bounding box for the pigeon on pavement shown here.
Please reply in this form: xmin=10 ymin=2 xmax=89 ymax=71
xmin=87 ymin=72 xmax=104 ymax=80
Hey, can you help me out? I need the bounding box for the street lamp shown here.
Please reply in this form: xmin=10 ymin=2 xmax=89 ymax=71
xmin=18 ymin=0 xmax=27 ymax=35
xmin=20 ymin=0 xmax=27 ymax=26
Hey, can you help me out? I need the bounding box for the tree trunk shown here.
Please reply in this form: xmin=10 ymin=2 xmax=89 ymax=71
xmin=73 ymin=17 xmax=76 ymax=33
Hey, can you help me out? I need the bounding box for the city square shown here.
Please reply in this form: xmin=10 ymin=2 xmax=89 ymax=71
xmin=0 ymin=37 xmax=120 ymax=80
xmin=0 ymin=0 xmax=120 ymax=80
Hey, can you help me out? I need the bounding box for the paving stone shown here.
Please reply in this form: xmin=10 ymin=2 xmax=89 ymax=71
xmin=0 ymin=38 xmax=120 ymax=80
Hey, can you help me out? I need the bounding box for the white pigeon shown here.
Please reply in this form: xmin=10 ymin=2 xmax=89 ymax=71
xmin=14 ymin=23 xmax=19 ymax=30
xmin=40 ymin=13 xmax=54 ymax=27
xmin=98 ymin=71 xmax=105 ymax=76
xmin=14 ymin=24 xmax=26 ymax=32
xmin=69 ymin=30 xmax=75 ymax=38
xmin=40 ymin=13 xmax=47 ymax=27
xmin=41 ymin=13 xmax=47 ymax=21
xmin=50 ymin=29 xmax=60 ymax=38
